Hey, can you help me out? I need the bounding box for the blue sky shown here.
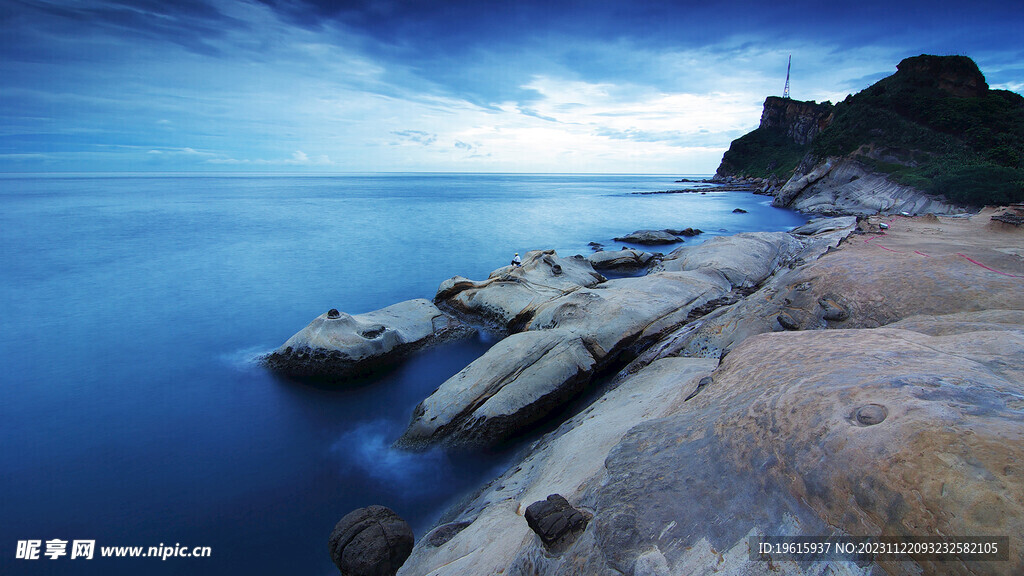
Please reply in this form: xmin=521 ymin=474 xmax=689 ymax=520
xmin=2 ymin=0 xmax=1022 ymax=173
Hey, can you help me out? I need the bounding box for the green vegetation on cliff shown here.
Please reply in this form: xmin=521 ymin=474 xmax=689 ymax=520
xmin=717 ymin=127 xmax=810 ymax=180
xmin=720 ymin=55 xmax=1024 ymax=206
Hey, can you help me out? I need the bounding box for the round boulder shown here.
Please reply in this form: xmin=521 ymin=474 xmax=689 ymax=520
xmin=328 ymin=505 xmax=414 ymax=576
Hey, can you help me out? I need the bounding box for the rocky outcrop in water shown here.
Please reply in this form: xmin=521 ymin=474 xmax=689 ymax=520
xmin=263 ymin=299 xmax=471 ymax=379
xmin=612 ymin=229 xmax=682 ymax=245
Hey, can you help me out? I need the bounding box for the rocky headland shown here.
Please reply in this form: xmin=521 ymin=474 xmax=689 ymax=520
xmin=260 ymin=55 xmax=1024 ymax=576
xmin=716 ymin=55 xmax=1024 ymax=215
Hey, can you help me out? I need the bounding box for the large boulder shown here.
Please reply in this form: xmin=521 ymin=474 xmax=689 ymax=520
xmin=398 ymin=270 xmax=731 ymax=449
xmin=435 ymin=250 xmax=605 ymax=329
xmin=329 ymin=506 xmax=414 ymax=576
xmin=263 ymin=299 xmax=470 ymax=379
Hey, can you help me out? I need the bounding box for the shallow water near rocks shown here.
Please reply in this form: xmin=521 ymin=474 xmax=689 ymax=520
xmin=0 ymin=173 xmax=805 ymax=575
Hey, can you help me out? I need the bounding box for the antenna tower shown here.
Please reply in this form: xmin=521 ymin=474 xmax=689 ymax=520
xmin=782 ymin=55 xmax=791 ymax=99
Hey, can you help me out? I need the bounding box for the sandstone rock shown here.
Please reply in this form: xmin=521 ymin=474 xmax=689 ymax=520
xmin=435 ymin=250 xmax=605 ymax=329
xmin=395 ymin=329 xmax=599 ymax=449
xmin=657 ymin=212 xmax=1023 ymax=360
xmin=571 ymin=326 xmax=1024 ymax=575
xmin=789 ymin=216 xmax=857 ymax=235
xmin=264 ymin=299 xmax=470 ymax=379
xmin=329 ymin=506 xmax=414 ymax=576
xmin=612 ymin=229 xmax=681 ymax=245
xmin=399 ymin=271 xmax=732 ymax=449
xmin=396 ymin=358 xmax=718 ymax=576
xmin=654 ymin=231 xmax=804 ymax=288
xmin=774 ymin=157 xmax=965 ymax=216
xmin=524 ymin=494 xmax=591 ymax=551
xmin=585 ymin=249 xmax=653 ymax=271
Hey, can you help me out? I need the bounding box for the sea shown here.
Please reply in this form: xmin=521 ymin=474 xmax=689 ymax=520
xmin=0 ymin=173 xmax=808 ymax=575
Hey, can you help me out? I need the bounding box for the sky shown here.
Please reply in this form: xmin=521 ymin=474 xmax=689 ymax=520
xmin=1 ymin=0 xmax=1022 ymax=174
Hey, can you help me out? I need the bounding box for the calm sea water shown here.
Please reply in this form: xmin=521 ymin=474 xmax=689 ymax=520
xmin=0 ymin=173 xmax=806 ymax=575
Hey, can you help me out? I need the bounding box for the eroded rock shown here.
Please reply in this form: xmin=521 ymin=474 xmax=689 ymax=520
xmin=435 ymin=250 xmax=605 ymax=329
xmin=264 ymin=299 xmax=471 ymax=379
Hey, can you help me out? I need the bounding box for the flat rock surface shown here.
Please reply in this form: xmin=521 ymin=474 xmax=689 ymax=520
xmin=661 ymin=210 xmax=1024 ymax=360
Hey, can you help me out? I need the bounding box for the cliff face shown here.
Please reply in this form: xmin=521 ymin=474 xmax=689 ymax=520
xmin=718 ymin=54 xmax=1024 ymax=212
xmin=758 ymin=96 xmax=834 ymax=145
xmin=715 ymin=96 xmax=832 ymax=180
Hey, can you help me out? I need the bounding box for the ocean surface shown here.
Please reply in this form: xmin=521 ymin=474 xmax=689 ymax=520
xmin=0 ymin=173 xmax=807 ymax=575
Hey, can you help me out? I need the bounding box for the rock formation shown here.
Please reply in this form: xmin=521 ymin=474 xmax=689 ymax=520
xmin=263 ymin=299 xmax=471 ymax=379
xmin=717 ymin=54 xmax=1024 ymax=212
xmin=394 ymin=209 xmax=1024 ymax=576
xmin=585 ymin=249 xmax=654 ymax=271
xmin=612 ymin=229 xmax=682 ymax=245
xmin=329 ymin=506 xmax=414 ymax=576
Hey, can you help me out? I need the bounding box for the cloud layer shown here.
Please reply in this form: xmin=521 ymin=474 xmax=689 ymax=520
xmin=2 ymin=0 xmax=1021 ymax=173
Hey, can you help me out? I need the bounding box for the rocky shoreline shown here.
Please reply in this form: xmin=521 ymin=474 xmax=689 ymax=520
xmin=266 ymin=204 xmax=1024 ymax=575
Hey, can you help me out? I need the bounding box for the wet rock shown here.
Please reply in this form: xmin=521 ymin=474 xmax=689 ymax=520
xmin=613 ymin=229 xmax=682 ymax=245
xmin=329 ymin=506 xmax=414 ymax=576
xmin=524 ymin=494 xmax=591 ymax=551
xmin=732 ymin=208 xmax=748 ymax=213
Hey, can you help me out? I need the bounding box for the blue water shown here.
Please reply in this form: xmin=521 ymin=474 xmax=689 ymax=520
xmin=0 ymin=173 xmax=806 ymax=575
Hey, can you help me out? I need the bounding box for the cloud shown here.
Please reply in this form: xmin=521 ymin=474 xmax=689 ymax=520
xmin=205 ymin=150 xmax=334 ymax=166
xmin=391 ymin=130 xmax=438 ymax=146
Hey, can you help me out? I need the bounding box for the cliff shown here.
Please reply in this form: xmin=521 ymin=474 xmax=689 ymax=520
xmin=716 ymin=96 xmax=832 ymax=179
xmin=718 ymin=54 xmax=1024 ymax=213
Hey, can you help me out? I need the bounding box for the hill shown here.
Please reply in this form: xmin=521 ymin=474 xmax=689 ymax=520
xmin=717 ymin=55 xmax=1024 ymax=209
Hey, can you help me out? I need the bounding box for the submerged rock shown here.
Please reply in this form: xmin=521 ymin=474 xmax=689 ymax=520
xmin=329 ymin=505 xmax=414 ymax=576
xmin=263 ymin=299 xmax=470 ymax=379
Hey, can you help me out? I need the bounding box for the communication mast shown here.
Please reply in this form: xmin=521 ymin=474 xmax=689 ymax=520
xmin=783 ymin=55 xmax=791 ymax=99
